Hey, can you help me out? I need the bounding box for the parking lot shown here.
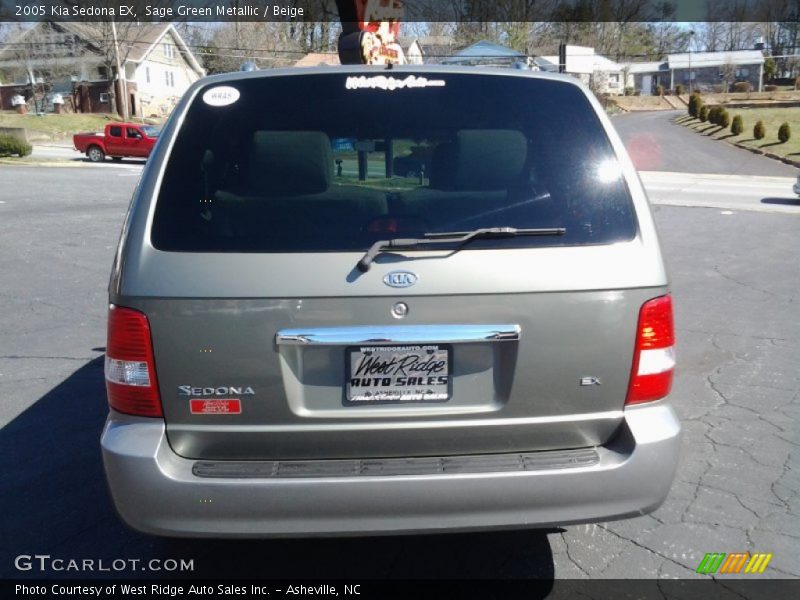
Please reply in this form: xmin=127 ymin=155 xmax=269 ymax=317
xmin=0 ymin=127 xmax=798 ymax=584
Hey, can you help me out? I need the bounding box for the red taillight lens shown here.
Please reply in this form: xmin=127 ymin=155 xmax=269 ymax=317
xmin=626 ymin=295 xmax=675 ymax=405
xmin=105 ymin=305 xmax=162 ymax=417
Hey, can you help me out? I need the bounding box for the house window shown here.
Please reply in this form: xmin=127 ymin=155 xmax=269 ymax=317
xmin=99 ymin=93 xmax=109 ymax=103
xmin=735 ymin=67 xmax=750 ymax=77
xmin=165 ymin=70 xmax=170 ymax=86
xmin=170 ymin=72 xmax=175 ymax=87
xmin=145 ymin=67 xmax=150 ymax=83
xmin=164 ymin=43 xmax=174 ymax=59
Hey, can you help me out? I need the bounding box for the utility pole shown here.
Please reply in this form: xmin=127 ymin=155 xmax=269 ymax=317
xmin=687 ymin=30 xmax=695 ymax=94
xmin=111 ymin=18 xmax=128 ymax=119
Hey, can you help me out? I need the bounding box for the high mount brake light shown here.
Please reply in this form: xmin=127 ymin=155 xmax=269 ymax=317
xmin=105 ymin=305 xmax=163 ymax=417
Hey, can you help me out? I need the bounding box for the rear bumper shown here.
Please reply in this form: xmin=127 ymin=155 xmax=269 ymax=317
xmin=101 ymin=402 xmax=681 ymax=537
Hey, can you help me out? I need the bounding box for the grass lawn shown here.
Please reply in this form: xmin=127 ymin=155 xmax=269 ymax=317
xmin=676 ymin=106 xmax=800 ymax=161
xmin=0 ymin=111 xmax=161 ymax=141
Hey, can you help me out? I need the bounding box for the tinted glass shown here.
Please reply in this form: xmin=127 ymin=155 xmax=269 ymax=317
xmin=152 ymin=72 xmax=636 ymax=253
xmin=109 ymin=126 xmax=122 ymax=138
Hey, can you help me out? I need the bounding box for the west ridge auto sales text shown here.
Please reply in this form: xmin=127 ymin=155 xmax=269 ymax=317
xmin=15 ymin=584 xmax=349 ymax=596
xmin=24 ymin=5 xmax=305 ymax=19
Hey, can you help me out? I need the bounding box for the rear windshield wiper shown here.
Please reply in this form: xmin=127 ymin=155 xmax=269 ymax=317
xmin=356 ymin=226 xmax=566 ymax=273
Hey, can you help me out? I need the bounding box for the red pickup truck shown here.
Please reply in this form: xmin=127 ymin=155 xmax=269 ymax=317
xmin=73 ymin=123 xmax=159 ymax=162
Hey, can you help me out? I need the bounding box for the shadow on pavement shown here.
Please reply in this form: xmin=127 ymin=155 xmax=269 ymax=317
xmin=761 ymin=197 xmax=800 ymax=206
xmin=1 ymin=357 xmax=556 ymax=584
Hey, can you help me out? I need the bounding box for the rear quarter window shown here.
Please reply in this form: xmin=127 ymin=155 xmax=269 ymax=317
xmin=151 ymin=72 xmax=637 ymax=253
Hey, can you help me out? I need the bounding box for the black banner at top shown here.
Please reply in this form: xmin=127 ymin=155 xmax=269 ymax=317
xmin=1 ymin=0 xmax=799 ymax=23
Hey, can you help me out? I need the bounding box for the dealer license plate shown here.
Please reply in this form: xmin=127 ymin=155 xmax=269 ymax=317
xmin=345 ymin=344 xmax=451 ymax=404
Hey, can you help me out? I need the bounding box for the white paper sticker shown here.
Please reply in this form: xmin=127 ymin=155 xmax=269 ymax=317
xmin=202 ymin=86 xmax=240 ymax=107
xmin=345 ymin=75 xmax=446 ymax=91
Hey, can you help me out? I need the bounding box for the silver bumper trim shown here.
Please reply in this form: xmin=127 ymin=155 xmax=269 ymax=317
xmin=101 ymin=402 xmax=681 ymax=537
xmin=192 ymin=448 xmax=601 ymax=478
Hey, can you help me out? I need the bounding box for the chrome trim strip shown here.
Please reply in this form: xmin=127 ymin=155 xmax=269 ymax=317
xmin=275 ymin=324 xmax=521 ymax=346
xmin=192 ymin=448 xmax=600 ymax=479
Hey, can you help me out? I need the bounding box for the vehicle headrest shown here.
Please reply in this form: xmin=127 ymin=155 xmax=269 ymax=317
xmin=248 ymin=131 xmax=333 ymax=196
xmin=430 ymin=130 xmax=527 ymax=191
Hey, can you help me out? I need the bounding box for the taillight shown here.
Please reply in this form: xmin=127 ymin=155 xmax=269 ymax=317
xmin=105 ymin=305 xmax=162 ymax=417
xmin=626 ymin=295 xmax=675 ymax=405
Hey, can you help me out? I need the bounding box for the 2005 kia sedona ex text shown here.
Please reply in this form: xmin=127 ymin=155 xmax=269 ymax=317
xmin=101 ymin=66 xmax=680 ymax=537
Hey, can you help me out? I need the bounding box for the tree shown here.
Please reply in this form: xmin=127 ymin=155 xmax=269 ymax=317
xmin=778 ymin=122 xmax=791 ymax=143
xmin=719 ymin=61 xmax=737 ymax=92
xmin=1 ymin=22 xmax=87 ymax=113
xmin=688 ymin=92 xmax=702 ymax=118
xmin=731 ymin=115 xmax=743 ymax=135
xmin=763 ymin=56 xmax=777 ymax=83
xmin=60 ymin=1 xmax=175 ymax=118
xmin=201 ymin=22 xmax=311 ymax=75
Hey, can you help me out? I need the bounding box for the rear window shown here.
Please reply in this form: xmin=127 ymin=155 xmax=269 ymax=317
xmin=152 ymin=71 xmax=636 ymax=253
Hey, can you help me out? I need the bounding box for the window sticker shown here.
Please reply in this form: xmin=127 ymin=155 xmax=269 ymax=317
xmin=202 ymin=86 xmax=240 ymax=107
xmin=345 ymin=75 xmax=446 ymax=91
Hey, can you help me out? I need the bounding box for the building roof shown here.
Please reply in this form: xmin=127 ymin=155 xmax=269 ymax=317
xmin=0 ymin=22 xmax=204 ymax=76
xmin=293 ymin=53 xmax=340 ymax=67
xmin=667 ymin=50 xmax=765 ymax=69
xmin=624 ymin=61 xmax=667 ymax=73
xmin=536 ymin=53 xmax=623 ymax=73
xmin=397 ymin=37 xmax=419 ymax=53
xmin=441 ymin=40 xmax=525 ymax=64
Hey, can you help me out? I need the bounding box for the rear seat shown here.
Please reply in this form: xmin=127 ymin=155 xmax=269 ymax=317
xmin=209 ymin=131 xmax=387 ymax=242
xmin=397 ymin=130 xmax=528 ymax=230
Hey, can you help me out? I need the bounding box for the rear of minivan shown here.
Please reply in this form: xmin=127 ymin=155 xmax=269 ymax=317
xmin=101 ymin=66 xmax=680 ymax=537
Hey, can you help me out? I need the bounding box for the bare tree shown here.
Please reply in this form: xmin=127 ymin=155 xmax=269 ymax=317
xmin=202 ymin=22 xmax=318 ymax=74
xmin=720 ymin=60 xmax=737 ymax=91
xmin=59 ymin=1 xmax=175 ymax=117
xmin=1 ymin=22 xmax=88 ymax=113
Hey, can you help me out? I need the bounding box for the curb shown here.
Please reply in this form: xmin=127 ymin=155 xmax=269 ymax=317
xmin=0 ymin=158 xmax=87 ymax=167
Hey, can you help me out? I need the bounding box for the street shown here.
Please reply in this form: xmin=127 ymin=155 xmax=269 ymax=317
xmin=1 ymin=112 xmax=798 ymax=583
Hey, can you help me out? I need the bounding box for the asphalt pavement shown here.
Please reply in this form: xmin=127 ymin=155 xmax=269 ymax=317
xmin=1 ymin=118 xmax=799 ymax=587
xmin=612 ymin=110 xmax=798 ymax=177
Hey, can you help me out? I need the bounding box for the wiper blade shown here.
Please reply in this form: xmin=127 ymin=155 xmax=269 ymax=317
xmin=356 ymin=226 xmax=566 ymax=273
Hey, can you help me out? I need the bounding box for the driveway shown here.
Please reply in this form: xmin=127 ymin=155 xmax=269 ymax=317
xmin=612 ymin=110 xmax=798 ymax=177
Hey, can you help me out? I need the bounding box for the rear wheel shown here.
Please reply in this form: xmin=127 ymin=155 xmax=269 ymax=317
xmin=87 ymin=146 xmax=105 ymax=163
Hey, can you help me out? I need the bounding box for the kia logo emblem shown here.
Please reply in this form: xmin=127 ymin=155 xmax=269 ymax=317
xmin=383 ymin=271 xmax=418 ymax=288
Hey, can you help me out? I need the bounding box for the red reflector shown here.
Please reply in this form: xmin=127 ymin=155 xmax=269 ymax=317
xmin=105 ymin=305 xmax=162 ymax=417
xmin=626 ymin=295 xmax=675 ymax=405
xmin=190 ymin=399 xmax=242 ymax=415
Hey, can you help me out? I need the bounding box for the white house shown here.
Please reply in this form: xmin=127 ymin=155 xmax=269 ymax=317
xmin=535 ymin=49 xmax=625 ymax=95
xmin=0 ymin=22 xmax=205 ymax=116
